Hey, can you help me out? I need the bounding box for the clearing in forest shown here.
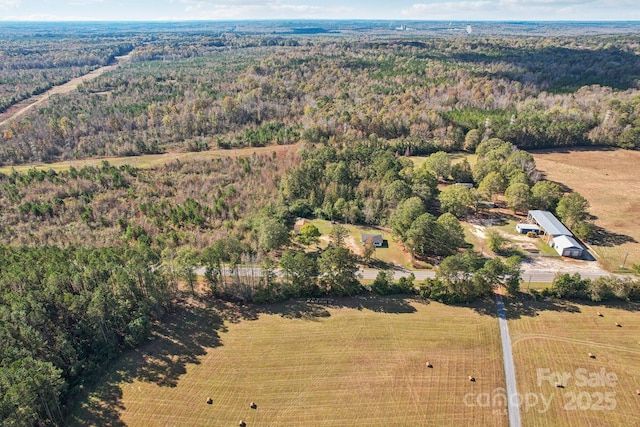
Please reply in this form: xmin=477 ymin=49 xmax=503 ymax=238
xmin=507 ymin=298 xmax=640 ymax=426
xmin=310 ymin=219 xmax=418 ymax=269
xmin=0 ymin=143 xmax=299 ymax=174
xmin=532 ymin=148 xmax=640 ymax=271
xmin=69 ymin=297 xmax=507 ymax=427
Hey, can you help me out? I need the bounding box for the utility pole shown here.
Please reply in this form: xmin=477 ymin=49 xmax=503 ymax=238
xmin=621 ymin=252 xmax=629 ymax=270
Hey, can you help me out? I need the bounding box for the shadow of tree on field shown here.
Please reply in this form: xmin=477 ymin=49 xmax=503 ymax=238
xmin=346 ymin=294 xmax=420 ymax=313
xmin=255 ymin=294 xmax=421 ymax=319
xmin=67 ymin=299 xmax=226 ymax=426
xmin=68 ymin=292 xmax=425 ymax=426
xmin=589 ymin=224 xmax=637 ymax=247
xmin=365 ymin=258 xmax=405 ymax=271
xmin=257 ymin=299 xmax=331 ymax=320
xmin=468 ymin=294 xmax=581 ymax=320
xmin=601 ymin=300 xmax=640 ymax=313
xmin=504 ymin=295 xmax=581 ymax=320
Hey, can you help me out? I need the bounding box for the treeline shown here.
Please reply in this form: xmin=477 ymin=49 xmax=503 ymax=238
xmin=2 ymin=34 xmax=640 ymax=165
xmin=0 ymin=245 xmax=177 ymax=426
xmin=537 ymin=272 xmax=640 ymax=302
xmin=0 ymin=135 xmax=587 ymax=258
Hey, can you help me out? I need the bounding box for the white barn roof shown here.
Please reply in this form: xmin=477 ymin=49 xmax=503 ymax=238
xmin=551 ymin=235 xmax=583 ymax=257
xmin=552 ymin=235 xmax=582 ymax=250
xmin=528 ymin=210 xmax=572 ymax=236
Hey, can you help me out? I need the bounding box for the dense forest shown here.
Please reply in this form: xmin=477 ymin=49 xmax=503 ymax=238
xmin=2 ymin=22 xmax=640 ymax=425
xmin=1 ymin=26 xmax=640 ymax=164
xmin=0 ymin=245 xmax=176 ymax=426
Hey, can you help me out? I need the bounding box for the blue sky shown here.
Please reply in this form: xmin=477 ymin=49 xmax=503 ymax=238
xmin=0 ymin=0 xmax=638 ymax=21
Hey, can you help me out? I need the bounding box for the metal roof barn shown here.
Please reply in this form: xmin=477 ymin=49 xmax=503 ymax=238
xmin=527 ymin=210 xmax=572 ymax=237
xmin=551 ymin=235 xmax=584 ymax=258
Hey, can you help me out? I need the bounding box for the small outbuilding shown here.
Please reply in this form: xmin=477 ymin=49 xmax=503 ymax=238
xmin=516 ymin=223 xmax=540 ymax=234
xmin=361 ymin=234 xmax=383 ymax=247
xmin=293 ymin=218 xmax=310 ymax=235
xmin=455 ymin=182 xmax=474 ymax=189
xmin=550 ymin=235 xmax=584 ymax=258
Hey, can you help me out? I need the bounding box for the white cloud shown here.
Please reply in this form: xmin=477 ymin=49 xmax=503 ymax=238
xmin=0 ymin=0 xmax=21 ymax=10
xmin=400 ymin=0 xmax=639 ymax=20
xmin=401 ymin=1 xmax=498 ymax=19
xmin=0 ymin=13 xmax=89 ymax=21
xmin=67 ymin=0 xmax=105 ymax=5
xmin=180 ymin=1 xmax=355 ymax=20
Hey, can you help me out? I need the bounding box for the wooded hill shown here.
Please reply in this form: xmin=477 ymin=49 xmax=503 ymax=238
xmin=1 ymin=28 xmax=640 ymax=165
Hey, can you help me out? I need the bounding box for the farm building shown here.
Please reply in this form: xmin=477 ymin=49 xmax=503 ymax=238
xmin=293 ymin=218 xmax=310 ymax=235
xmin=361 ymin=234 xmax=383 ymax=247
xmin=526 ymin=210 xmax=572 ymax=243
xmin=525 ymin=210 xmax=584 ymax=258
xmin=455 ymin=182 xmax=474 ymax=189
xmin=516 ymin=223 xmax=540 ymax=234
xmin=550 ymin=235 xmax=584 ymax=258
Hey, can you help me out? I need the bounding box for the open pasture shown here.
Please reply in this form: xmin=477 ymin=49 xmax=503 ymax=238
xmin=507 ymin=298 xmax=640 ymax=426
xmin=532 ymin=148 xmax=640 ymax=271
xmin=71 ymin=297 xmax=507 ymax=426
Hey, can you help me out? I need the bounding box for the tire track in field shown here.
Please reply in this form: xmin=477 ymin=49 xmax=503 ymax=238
xmin=512 ymin=334 xmax=640 ymax=354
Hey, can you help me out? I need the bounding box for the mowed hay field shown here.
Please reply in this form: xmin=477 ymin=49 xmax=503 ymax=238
xmin=72 ymin=297 xmax=507 ymax=426
xmin=507 ymin=299 xmax=640 ymax=426
xmin=532 ymin=148 xmax=640 ymax=271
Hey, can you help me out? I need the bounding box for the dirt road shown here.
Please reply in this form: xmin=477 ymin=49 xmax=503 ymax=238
xmin=0 ymin=52 xmax=133 ymax=127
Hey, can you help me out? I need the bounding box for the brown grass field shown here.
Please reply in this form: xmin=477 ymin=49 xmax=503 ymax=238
xmin=507 ymin=298 xmax=640 ymax=426
xmin=0 ymin=143 xmax=299 ymax=174
xmin=69 ymin=297 xmax=507 ymax=427
xmin=532 ymin=148 xmax=640 ymax=271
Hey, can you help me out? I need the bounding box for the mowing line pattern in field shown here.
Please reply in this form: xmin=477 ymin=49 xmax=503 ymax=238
xmin=532 ymin=148 xmax=640 ymax=271
xmin=507 ymin=299 xmax=640 ymax=426
xmin=76 ymin=297 xmax=509 ymax=426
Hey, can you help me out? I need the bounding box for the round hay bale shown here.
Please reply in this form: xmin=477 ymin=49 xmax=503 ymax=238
xmin=636 ymin=389 xmax=640 ymax=396
xmin=250 ymin=402 xmax=257 ymax=409
xmin=206 ymin=397 xmax=213 ymax=405
xmin=615 ymin=322 xmax=622 ymax=327
xmin=597 ymin=311 xmax=603 ymax=317
xmin=468 ymin=376 xmax=475 ymax=382
xmin=426 ymin=362 xmax=433 ymax=368
xmin=588 ymin=353 xmax=596 ymax=359
xmin=239 ymin=421 xmax=246 ymax=427
xmin=555 ymin=382 xmax=564 ymax=388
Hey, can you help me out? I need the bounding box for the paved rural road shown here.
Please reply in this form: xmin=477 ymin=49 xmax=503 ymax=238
xmin=193 ymin=265 xmax=619 ymax=283
xmin=496 ymin=295 xmax=521 ymax=427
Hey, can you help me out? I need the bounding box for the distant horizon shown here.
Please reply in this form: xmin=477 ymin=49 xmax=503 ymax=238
xmin=0 ymin=0 xmax=638 ymax=23
xmin=2 ymin=19 xmax=640 ymax=23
